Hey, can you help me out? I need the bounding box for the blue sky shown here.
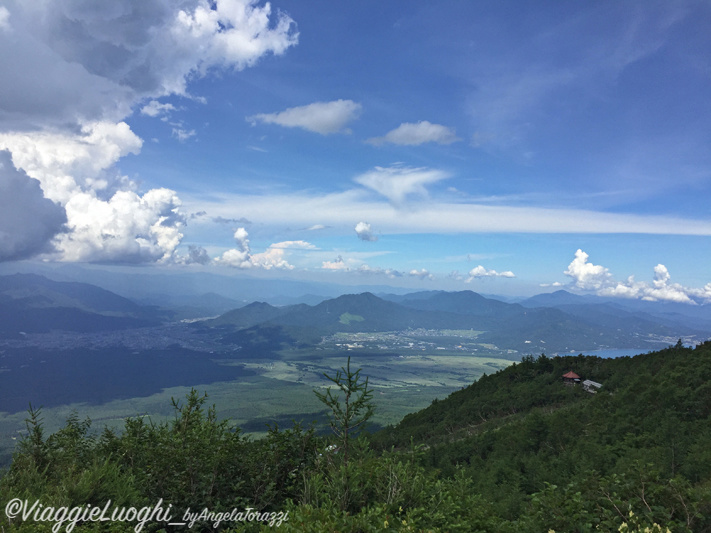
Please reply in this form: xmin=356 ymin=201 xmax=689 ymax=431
xmin=1 ymin=0 xmax=710 ymax=301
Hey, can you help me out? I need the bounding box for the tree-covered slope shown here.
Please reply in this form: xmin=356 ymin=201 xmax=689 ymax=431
xmin=371 ymin=341 xmax=711 ymax=523
xmin=374 ymin=342 xmax=711 ymax=451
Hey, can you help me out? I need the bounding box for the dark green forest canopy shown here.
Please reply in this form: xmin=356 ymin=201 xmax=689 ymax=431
xmin=371 ymin=344 xmax=711 ymax=449
xmin=2 ymin=342 xmax=711 ymax=532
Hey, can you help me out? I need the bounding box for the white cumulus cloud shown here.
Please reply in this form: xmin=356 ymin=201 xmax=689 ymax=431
xmin=409 ymin=268 xmax=434 ymax=280
xmin=215 ymin=227 xmax=297 ymax=270
xmin=563 ymin=249 xmax=711 ymax=303
xmin=0 ymin=0 xmax=298 ymax=264
xmin=0 ymin=0 xmax=298 ymax=131
xmin=59 ymin=188 xmax=184 ymax=263
xmin=355 ymin=221 xmax=378 ymax=242
xmin=141 ymin=101 xmax=176 ymax=118
xmin=466 ymin=266 xmax=516 ymax=281
xmin=564 ymin=249 xmax=613 ymax=291
xmin=367 ymin=121 xmax=460 ymax=146
xmin=0 ymin=123 xmax=187 ymax=263
xmin=0 ymin=121 xmax=143 ymax=204
xmin=247 ymin=99 xmax=362 ymax=135
xmin=322 ymin=255 xmax=349 ymax=271
xmin=249 ymin=247 xmax=293 ymax=270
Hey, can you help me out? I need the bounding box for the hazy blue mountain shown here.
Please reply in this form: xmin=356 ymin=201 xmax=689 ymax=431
xmin=520 ymin=290 xmax=598 ymax=307
xmin=207 ymin=290 xmax=711 ymax=354
xmin=0 ymin=273 xmax=145 ymax=315
xmin=390 ymin=290 xmax=638 ymax=351
xmin=206 ymin=292 xmax=483 ymax=356
xmin=209 ymin=301 xmax=306 ymax=328
xmin=522 ymin=289 xmax=711 ymax=336
xmin=274 ymin=294 xmax=331 ymax=306
xmin=3 ymin=269 xmax=706 ymax=352
xmin=0 ymin=263 xmax=412 ymax=305
xmin=0 ymin=298 xmax=155 ymax=334
xmin=394 ymin=290 xmax=522 ymax=318
xmin=608 ymin=298 xmax=711 ymax=330
xmin=549 ymin=303 xmax=689 ymax=336
xmin=146 ymin=292 xmax=248 ymax=319
xmin=378 ymin=290 xmax=446 ymax=303
xmin=0 ymin=273 xmax=164 ymax=333
xmin=273 ymin=292 xmax=501 ymax=333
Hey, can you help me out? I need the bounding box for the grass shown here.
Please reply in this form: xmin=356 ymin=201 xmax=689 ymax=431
xmin=339 ymin=312 xmax=365 ymax=325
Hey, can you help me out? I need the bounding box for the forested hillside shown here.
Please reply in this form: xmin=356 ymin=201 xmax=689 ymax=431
xmin=372 ymin=341 xmax=711 ymax=527
xmin=2 ymin=343 xmax=710 ymax=531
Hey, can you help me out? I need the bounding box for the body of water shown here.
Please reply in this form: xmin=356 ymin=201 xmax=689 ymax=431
xmin=557 ymin=347 xmax=658 ymax=359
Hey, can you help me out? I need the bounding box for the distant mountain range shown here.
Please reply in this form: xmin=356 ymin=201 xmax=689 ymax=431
xmin=206 ymin=289 xmax=711 ymax=354
xmin=1 ymin=273 xmax=709 ymax=353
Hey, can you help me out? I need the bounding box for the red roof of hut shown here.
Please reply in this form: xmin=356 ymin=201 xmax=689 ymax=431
xmin=562 ymin=371 xmax=580 ymax=379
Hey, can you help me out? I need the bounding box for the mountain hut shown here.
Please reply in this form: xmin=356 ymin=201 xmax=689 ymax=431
xmin=562 ymin=371 xmax=581 ymax=385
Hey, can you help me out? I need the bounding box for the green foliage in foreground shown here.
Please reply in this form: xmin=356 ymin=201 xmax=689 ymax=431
xmin=2 ymin=342 xmax=711 ymax=531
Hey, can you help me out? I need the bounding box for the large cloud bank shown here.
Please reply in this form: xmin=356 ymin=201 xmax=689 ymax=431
xmin=0 ymin=0 xmax=297 ymax=263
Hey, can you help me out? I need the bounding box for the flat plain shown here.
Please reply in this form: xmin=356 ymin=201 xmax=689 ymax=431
xmin=0 ymin=327 xmax=515 ymax=466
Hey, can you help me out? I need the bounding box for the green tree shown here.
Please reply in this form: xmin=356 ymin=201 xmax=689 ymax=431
xmin=314 ymin=356 xmax=375 ymax=466
xmin=118 ymin=388 xmax=247 ymax=513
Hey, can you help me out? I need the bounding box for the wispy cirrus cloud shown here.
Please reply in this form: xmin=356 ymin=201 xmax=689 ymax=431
xmin=172 ymin=126 xmax=196 ymax=142
xmin=270 ymin=240 xmax=318 ymax=250
xmin=354 ymin=165 xmax=451 ymax=206
xmin=247 ymin=99 xmax=362 ymax=135
xmin=185 ymin=186 xmax=711 ymax=237
xmin=464 ymin=3 xmax=688 ymax=152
